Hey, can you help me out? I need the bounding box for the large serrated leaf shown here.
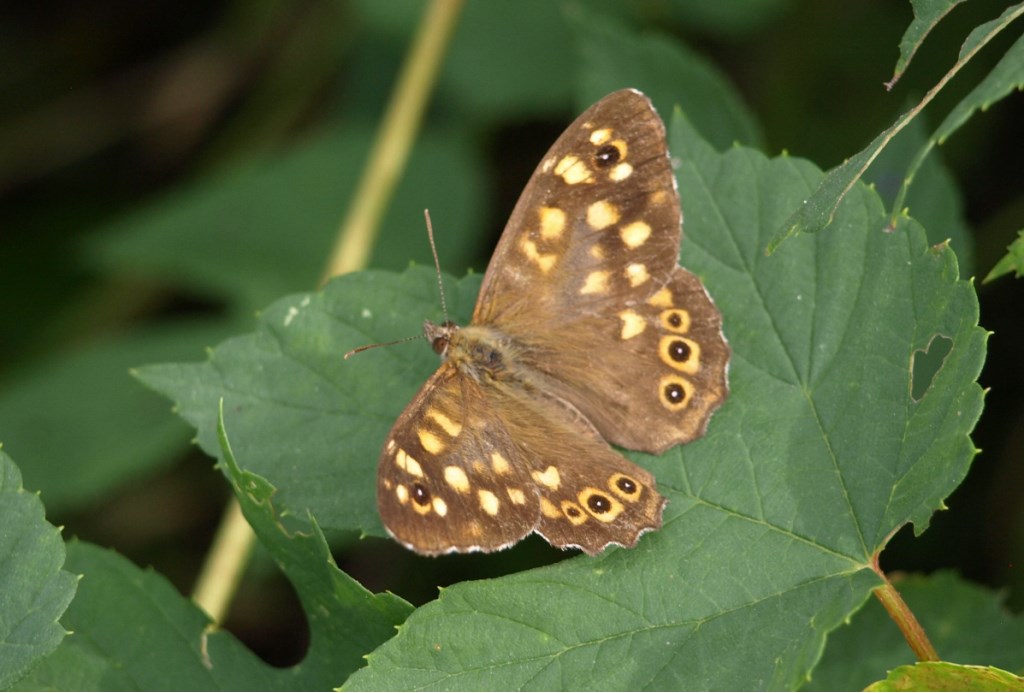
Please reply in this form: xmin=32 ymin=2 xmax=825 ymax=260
xmin=341 ymin=113 xmax=986 ymax=691
xmin=0 ymin=451 xmax=77 ymax=688
xmin=139 ymin=112 xmax=985 ymax=689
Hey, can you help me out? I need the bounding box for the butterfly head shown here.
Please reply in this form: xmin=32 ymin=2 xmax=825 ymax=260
xmin=424 ymin=320 xmax=459 ymax=356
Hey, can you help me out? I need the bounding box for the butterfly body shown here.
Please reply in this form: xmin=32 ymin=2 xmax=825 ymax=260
xmin=377 ymin=89 xmax=729 ymax=556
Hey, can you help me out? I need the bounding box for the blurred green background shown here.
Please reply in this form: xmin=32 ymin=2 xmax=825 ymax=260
xmin=1 ymin=0 xmax=1021 ymax=667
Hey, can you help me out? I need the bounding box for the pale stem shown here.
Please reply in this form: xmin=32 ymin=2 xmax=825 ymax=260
xmin=322 ymin=0 xmax=465 ymax=282
xmin=191 ymin=0 xmax=465 ymax=624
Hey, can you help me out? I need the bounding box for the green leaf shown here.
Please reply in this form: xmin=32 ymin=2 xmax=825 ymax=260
xmin=864 ymin=109 xmax=973 ymax=275
xmin=136 ymin=268 xmax=482 ymax=537
xmin=884 ymin=13 xmax=1024 ymax=230
xmin=142 ymin=112 xmax=985 ymax=689
xmin=215 ymin=401 xmax=413 ymax=681
xmin=770 ymin=2 xmax=1024 ymax=251
xmin=12 ymin=541 xmax=280 ymax=691
xmin=0 ymin=321 xmax=234 ymax=513
xmin=89 ymin=127 xmax=487 ymax=312
xmin=11 ymin=402 xmax=409 ymax=690
xmin=0 ymin=450 xmax=77 ymax=688
xmin=935 ymin=16 xmax=1024 ymax=145
xmin=571 ymin=11 xmax=762 ymax=150
xmin=887 ymin=0 xmax=969 ymax=89
xmin=866 ymin=662 xmax=1024 ymax=692
xmin=984 ymin=229 xmax=1024 ymax=283
xmin=956 ymin=2 xmax=1024 ymax=63
xmin=810 ymin=571 xmax=1024 ymax=690
xmin=16 ymin=516 xmax=409 ymax=690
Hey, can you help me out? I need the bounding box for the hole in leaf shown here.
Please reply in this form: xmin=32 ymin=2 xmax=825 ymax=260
xmin=910 ymin=334 xmax=953 ymax=402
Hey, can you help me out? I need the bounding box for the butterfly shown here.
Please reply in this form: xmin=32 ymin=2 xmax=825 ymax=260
xmin=376 ymin=89 xmax=729 ymax=555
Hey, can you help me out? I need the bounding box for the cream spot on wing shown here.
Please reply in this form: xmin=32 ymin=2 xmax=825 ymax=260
xmin=532 ymin=465 xmax=561 ymax=490
xmin=586 ymin=200 xmax=620 ymax=230
xmin=491 ymin=452 xmax=510 ymax=474
xmin=580 ymin=270 xmax=610 ymax=295
xmin=539 ymin=206 xmax=566 ymax=240
xmin=418 ymin=428 xmax=444 ymax=455
xmin=589 ymin=244 xmax=605 ymax=260
xmin=507 ymin=487 xmax=526 ymax=505
xmin=625 ymin=262 xmax=650 ymax=287
xmin=426 ymin=409 xmax=462 ymax=438
xmin=432 ymin=497 xmax=448 ymax=517
xmin=540 ymin=497 xmax=561 ymax=519
xmin=541 ymin=155 xmax=557 ymax=173
xmin=554 ymin=155 xmax=593 ymax=185
xmin=444 ymin=466 xmax=471 ymax=493
xmin=647 ymin=286 xmax=673 ymax=308
xmin=589 ymin=128 xmax=612 ymax=145
xmin=649 ymin=189 xmax=669 ymax=206
xmin=609 ymin=162 xmax=633 ymax=181
xmin=618 ymin=310 xmax=646 ymax=340
xmin=520 ymin=238 xmax=557 ymax=273
xmin=385 ymin=439 xmax=397 ymax=454
xmin=396 ymin=484 xmax=409 ymax=504
xmin=479 ymin=489 xmax=500 ymax=516
xmin=395 ymin=449 xmax=423 ymax=477
xmin=620 ymin=221 xmax=652 ymax=249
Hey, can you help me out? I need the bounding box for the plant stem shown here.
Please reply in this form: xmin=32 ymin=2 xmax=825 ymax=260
xmin=192 ymin=498 xmax=253 ymax=622
xmin=871 ymin=553 xmax=939 ymax=662
xmin=321 ymin=0 xmax=465 ymax=282
xmin=191 ymin=0 xmax=465 ymax=625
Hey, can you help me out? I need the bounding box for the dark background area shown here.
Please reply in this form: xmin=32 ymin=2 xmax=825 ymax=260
xmin=1 ymin=0 xmax=1021 ymax=667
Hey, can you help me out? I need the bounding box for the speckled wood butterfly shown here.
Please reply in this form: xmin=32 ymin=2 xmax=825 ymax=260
xmin=377 ymin=89 xmax=729 ymax=555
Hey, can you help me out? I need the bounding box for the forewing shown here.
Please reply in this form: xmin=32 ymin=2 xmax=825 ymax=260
xmin=473 ymin=88 xmax=680 ymax=326
xmin=471 ymin=88 xmax=729 ymax=453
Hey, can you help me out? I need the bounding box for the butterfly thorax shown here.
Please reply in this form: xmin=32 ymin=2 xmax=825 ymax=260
xmin=424 ymin=320 xmax=517 ymax=385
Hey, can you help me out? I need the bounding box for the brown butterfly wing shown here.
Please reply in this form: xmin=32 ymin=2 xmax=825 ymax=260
xmin=376 ymin=357 xmax=665 ymax=555
xmin=472 ymin=89 xmax=729 ymax=454
xmin=377 ymin=362 xmax=540 ymax=555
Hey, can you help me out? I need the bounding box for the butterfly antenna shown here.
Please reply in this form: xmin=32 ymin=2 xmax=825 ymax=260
xmin=424 ymin=209 xmax=450 ymax=324
xmin=346 ymin=211 xmax=447 ymax=361
xmin=343 ymin=334 xmax=421 ymax=360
